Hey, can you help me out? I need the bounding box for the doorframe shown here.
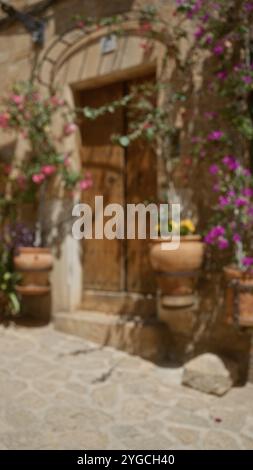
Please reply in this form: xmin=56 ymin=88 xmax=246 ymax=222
xmin=42 ymin=27 xmax=169 ymax=314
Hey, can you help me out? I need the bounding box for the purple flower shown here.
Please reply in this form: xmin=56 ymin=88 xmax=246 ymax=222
xmin=191 ymin=135 xmax=201 ymax=143
xmin=242 ymin=257 xmax=253 ymax=267
xmin=235 ymin=197 xmax=247 ymax=207
xmin=213 ymin=44 xmax=224 ymax=56
xmin=227 ymin=190 xmax=235 ymax=198
xmin=194 ymin=26 xmax=205 ymax=40
xmin=216 ymin=70 xmax=227 ymax=80
xmin=209 ymin=164 xmax=219 ymax=175
xmin=205 ymin=35 xmax=213 ymax=46
xmin=242 ymin=75 xmax=252 ymax=84
xmin=244 ymin=2 xmax=253 ymax=12
xmin=219 ymin=196 xmax=230 ymax=207
xmin=208 ymin=130 xmax=224 ymax=141
xmin=248 ymin=207 xmax=253 ymax=216
xmin=222 ymin=155 xmax=240 ymax=171
xmin=204 ymin=111 xmax=217 ymax=120
xmin=212 ymin=226 xmax=225 ymax=237
xmin=243 ymin=168 xmax=251 ymax=177
xmin=233 ymin=233 xmax=241 ymax=243
xmin=201 ymin=13 xmax=210 ymax=23
xmin=234 ymin=63 xmax=243 ymax=73
xmin=205 ymin=225 xmax=225 ymax=245
xmin=218 ymin=238 xmax=229 ymax=250
xmin=243 ymin=188 xmax=253 ymax=197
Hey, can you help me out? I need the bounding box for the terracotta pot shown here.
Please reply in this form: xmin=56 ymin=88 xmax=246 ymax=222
xmin=149 ymin=235 xmax=205 ymax=304
xmin=223 ymin=266 xmax=253 ymax=327
xmin=13 ymin=247 xmax=53 ymax=296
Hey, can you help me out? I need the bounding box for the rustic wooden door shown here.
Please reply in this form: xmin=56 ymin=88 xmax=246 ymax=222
xmin=77 ymin=74 xmax=156 ymax=295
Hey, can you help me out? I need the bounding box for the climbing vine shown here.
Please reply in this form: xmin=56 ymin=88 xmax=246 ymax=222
xmin=72 ymin=1 xmax=253 ymax=269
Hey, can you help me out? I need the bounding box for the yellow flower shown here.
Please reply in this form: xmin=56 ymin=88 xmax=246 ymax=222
xmin=181 ymin=219 xmax=195 ymax=233
xmin=169 ymin=220 xmax=179 ymax=230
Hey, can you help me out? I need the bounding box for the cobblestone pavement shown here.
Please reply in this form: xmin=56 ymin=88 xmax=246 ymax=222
xmin=0 ymin=323 xmax=253 ymax=450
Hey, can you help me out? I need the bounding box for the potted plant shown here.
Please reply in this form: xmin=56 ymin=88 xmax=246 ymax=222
xmin=149 ymin=216 xmax=205 ymax=307
xmin=0 ymin=236 xmax=20 ymax=318
xmin=206 ymin=157 xmax=253 ymax=326
xmin=0 ymin=81 xmax=92 ymax=297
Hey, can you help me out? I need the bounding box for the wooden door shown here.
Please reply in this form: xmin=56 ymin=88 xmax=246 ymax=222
xmin=77 ymin=74 xmax=156 ymax=294
xmin=125 ymin=75 xmax=157 ymax=294
xmin=78 ymin=83 xmax=125 ymax=291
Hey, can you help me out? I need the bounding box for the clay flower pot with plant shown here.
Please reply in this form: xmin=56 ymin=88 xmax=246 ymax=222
xmin=0 ymin=81 xmax=92 ymax=297
xmin=149 ymin=217 xmax=205 ymax=307
xmin=206 ymin=157 xmax=253 ymax=326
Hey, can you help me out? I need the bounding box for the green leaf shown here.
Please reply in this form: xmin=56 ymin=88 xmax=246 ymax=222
xmin=3 ymin=272 xmax=11 ymax=281
xmin=9 ymin=292 xmax=20 ymax=314
xmin=83 ymin=107 xmax=95 ymax=119
xmin=119 ymin=136 xmax=130 ymax=147
xmin=146 ymin=127 xmax=155 ymax=141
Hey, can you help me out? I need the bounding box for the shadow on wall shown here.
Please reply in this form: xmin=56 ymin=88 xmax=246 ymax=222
xmin=52 ymin=0 xmax=136 ymax=36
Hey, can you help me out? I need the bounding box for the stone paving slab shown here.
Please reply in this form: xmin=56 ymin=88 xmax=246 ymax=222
xmin=0 ymin=323 xmax=253 ymax=450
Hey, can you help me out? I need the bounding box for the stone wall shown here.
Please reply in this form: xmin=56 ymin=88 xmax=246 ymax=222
xmin=0 ymin=0 xmax=252 ymax=381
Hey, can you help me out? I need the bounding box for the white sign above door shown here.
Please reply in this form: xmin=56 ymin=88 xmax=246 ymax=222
xmin=100 ymin=34 xmax=117 ymax=54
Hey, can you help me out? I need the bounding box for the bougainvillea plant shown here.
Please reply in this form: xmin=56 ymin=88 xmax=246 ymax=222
xmin=175 ymin=0 xmax=253 ymax=270
xmin=0 ymin=81 xmax=92 ymax=246
xmin=72 ymin=1 xmax=253 ymax=271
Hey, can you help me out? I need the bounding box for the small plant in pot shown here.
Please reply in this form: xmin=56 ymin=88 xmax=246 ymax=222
xmin=0 ymin=81 xmax=92 ymax=297
xmin=0 ymin=232 xmax=20 ymax=318
xmin=149 ymin=211 xmax=205 ymax=308
xmin=206 ymin=157 xmax=253 ymax=326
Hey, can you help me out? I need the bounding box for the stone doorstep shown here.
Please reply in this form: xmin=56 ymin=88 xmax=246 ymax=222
xmin=80 ymin=290 xmax=156 ymax=318
xmin=54 ymin=311 xmax=168 ymax=361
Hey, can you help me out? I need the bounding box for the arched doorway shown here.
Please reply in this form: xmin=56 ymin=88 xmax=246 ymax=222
xmin=37 ymin=22 xmax=165 ymax=316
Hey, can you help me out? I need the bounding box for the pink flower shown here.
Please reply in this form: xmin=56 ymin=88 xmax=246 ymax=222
xmin=64 ymin=122 xmax=77 ymax=136
xmin=242 ymin=257 xmax=253 ymax=267
xmin=222 ymin=155 xmax=239 ymax=171
xmin=0 ymin=112 xmax=10 ymax=128
xmin=3 ymin=164 xmax=12 ymax=175
xmin=233 ymin=233 xmax=241 ymax=243
xmin=204 ymin=111 xmax=217 ymax=120
xmin=194 ymin=27 xmax=205 ymax=40
xmin=242 ymin=75 xmax=252 ymax=85
xmin=235 ymin=197 xmax=247 ymax=207
xmin=64 ymin=156 xmax=70 ymax=167
xmin=50 ymin=95 xmax=65 ymax=107
xmin=218 ymin=238 xmax=229 ymax=249
xmin=219 ymin=196 xmax=230 ymax=207
xmin=243 ymin=188 xmax=253 ymax=197
xmin=17 ymin=174 xmax=26 ymax=189
xmin=32 ymin=173 xmax=45 ymax=184
xmin=213 ymin=44 xmax=224 ymax=56
xmin=139 ymin=22 xmax=152 ymax=33
xmin=76 ymin=20 xmax=85 ymax=29
xmin=21 ymin=130 xmax=28 ymax=139
xmin=208 ymin=130 xmax=224 ymax=141
xmin=42 ymin=165 xmax=56 ymax=176
xmin=216 ymin=70 xmax=227 ymax=80
xmin=244 ymin=2 xmax=253 ymax=12
xmin=139 ymin=41 xmax=149 ymax=50
xmin=80 ymin=177 xmax=93 ymax=191
xmin=11 ymin=94 xmax=24 ymax=105
xmin=209 ymin=164 xmax=219 ymax=175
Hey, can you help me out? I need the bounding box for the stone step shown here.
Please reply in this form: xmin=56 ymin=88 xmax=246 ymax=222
xmin=80 ymin=290 xmax=156 ymax=318
xmin=54 ymin=310 xmax=168 ymax=361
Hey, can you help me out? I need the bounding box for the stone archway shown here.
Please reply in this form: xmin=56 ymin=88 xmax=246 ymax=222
xmin=35 ymin=21 xmax=166 ymax=315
